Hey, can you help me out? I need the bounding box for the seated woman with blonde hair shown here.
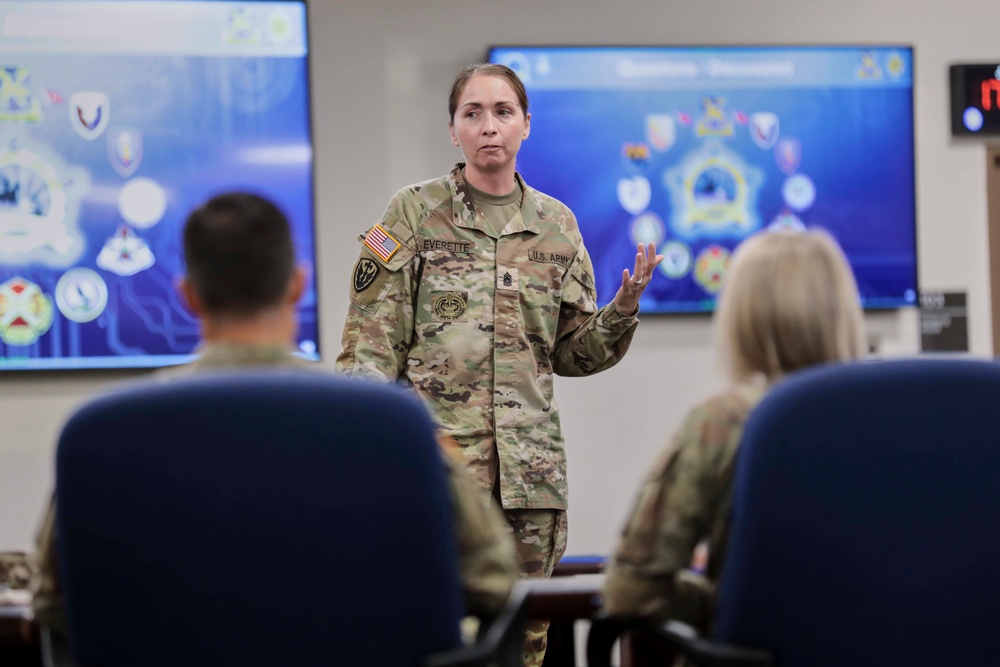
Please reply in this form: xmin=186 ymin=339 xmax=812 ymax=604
xmin=601 ymin=228 xmax=867 ymax=630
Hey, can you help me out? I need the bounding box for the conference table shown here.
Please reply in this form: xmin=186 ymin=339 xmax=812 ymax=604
xmin=0 ymin=568 xmax=666 ymax=667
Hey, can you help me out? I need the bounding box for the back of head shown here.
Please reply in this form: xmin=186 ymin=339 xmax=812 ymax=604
xmin=183 ymin=193 xmax=295 ymax=317
xmin=715 ymin=228 xmax=866 ymax=382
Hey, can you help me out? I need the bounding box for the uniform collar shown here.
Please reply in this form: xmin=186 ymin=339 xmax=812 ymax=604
xmin=448 ymin=163 xmax=541 ymax=235
xmin=194 ymin=342 xmax=299 ymax=366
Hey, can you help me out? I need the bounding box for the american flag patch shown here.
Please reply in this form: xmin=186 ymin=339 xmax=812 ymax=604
xmin=364 ymin=224 xmax=401 ymax=262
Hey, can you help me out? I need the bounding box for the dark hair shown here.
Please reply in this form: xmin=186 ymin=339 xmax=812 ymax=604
xmin=448 ymin=63 xmax=529 ymax=122
xmin=182 ymin=192 xmax=295 ymax=317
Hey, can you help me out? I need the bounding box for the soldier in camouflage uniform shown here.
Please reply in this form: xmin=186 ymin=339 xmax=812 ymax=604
xmin=336 ymin=63 xmax=662 ymax=665
xmin=602 ymin=229 xmax=868 ymax=632
xmin=33 ymin=193 xmax=517 ymax=638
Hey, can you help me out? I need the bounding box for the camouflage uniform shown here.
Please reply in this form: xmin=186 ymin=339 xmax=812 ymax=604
xmin=33 ymin=342 xmax=517 ymax=635
xmin=337 ymin=164 xmax=638 ymax=664
xmin=602 ymin=383 xmax=766 ymax=632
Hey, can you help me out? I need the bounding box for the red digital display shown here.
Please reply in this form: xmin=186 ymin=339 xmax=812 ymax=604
xmin=983 ymin=78 xmax=1000 ymax=111
xmin=951 ymin=64 xmax=1000 ymax=136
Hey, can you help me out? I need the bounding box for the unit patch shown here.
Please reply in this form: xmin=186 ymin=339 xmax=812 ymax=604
xmin=348 ymin=254 xmax=392 ymax=310
xmin=354 ymin=258 xmax=379 ymax=292
xmin=431 ymin=291 xmax=467 ymax=322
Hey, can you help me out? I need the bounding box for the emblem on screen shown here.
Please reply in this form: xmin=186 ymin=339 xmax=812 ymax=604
xmin=695 ymin=97 xmax=735 ymax=137
xmin=0 ymin=66 xmax=43 ymax=123
xmin=0 ymin=277 xmax=53 ymax=346
xmin=0 ymin=142 xmax=87 ymax=268
xmin=107 ymin=127 xmax=143 ymax=178
xmin=69 ymin=92 xmax=110 ymax=141
xmin=97 ymin=226 xmax=155 ymax=276
xmin=55 ymin=268 xmax=108 ymax=323
xmin=665 ymin=142 xmax=762 ymax=239
xmin=749 ymin=113 xmax=780 ymax=150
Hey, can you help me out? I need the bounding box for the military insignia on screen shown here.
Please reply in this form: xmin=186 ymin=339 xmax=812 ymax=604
xmin=749 ymin=112 xmax=780 ymax=150
xmin=695 ymin=97 xmax=734 ymax=137
xmin=107 ymin=127 xmax=143 ymax=178
xmin=69 ymin=91 xmax=110 ymax=141
xmin=431 ymin=291 xmax=467 ymax=321
xmin=886 ymin=51 xmax=906 ymax=79
xmin=0 ymin=277 xmax=53 ymax=346
xmin=774 ymin=138 xmax=801 ymax=175
xmin=617 ymin=176 xmax=651 ymax=215
xmin=629 ymin=212 xmax=665 ymax=248
xmin=0 ymin=66 xmax=43 ymax=123
xmin=364 ymin=224 xmax=401 ymax=263
xmin=664 ymin=142 xmax=761 ymax=239
xmin=645 ymin=114 xmax=675 ymax=152
xmin=118 ymin=177 xmax=166 ymax=229
xmin=97 ymin=226 xmax=155 ymax=276
xmin=768 ymin=210 xmax=806 ymax=232
xmin=782 ymin=174 xmax=816 ymax=212
xmin=621 ymin=142 xmax=651 ymax=172
xmin=857 ymin=51 xmax=882 ymax=79
xmin=265 ymin=8 xmax=294 ymax=45
xmin=0 ymin=142 xmax=87 ymax=267
xmin=353 ymin=258 xmax=379 ymax=292
xmin=55 ymin=268 xmax=108 ymax=323
xmin=659 ymin=241 xmax=692 ymax=279
xmin=224 ymin=8 xmax=260 ymax=45
xmin=694 ymin=245 xmax=730 ymax=294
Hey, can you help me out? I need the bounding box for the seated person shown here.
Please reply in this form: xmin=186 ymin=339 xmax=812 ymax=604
xmin=33 ymin=192 xmax=518 ymax=636
xmin=601 ymin=228 xmax=867 ymax=630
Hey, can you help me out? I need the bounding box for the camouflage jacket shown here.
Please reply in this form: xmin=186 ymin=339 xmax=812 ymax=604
xmin=337 ymin=164 xmax=638 ymax=510
xmin=602 ymin=382 xmax=766 ymax=630
xmin=34 ymin=343 xmax=517 ymax=633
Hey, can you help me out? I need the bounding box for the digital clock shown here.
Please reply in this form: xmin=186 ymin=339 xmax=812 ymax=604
xmin=950 ymin=63 xmax=1000 ymax=135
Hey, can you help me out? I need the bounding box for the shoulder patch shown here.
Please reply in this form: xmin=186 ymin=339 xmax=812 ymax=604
xmin=353 ymin=258 xmax=379 ymax=292
xmin=364 ymin=224 xmax=402 ymax=263
xmin=349 ymin=253 xmax=392 ymax=309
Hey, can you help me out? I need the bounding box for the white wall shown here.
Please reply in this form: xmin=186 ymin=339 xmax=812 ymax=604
xmin=1 ymin=0 xmax=995 ymax=557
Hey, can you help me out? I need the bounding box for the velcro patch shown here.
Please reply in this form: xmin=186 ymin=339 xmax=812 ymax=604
xmin=364 ymin=224 xmax=401 ymax=263
xmin=497 ymin=266 xmax=519 ymax=292
xmin=349 ymin=254 xmax=392 ymax=309
xmin=431 ymin=291 xmax=468 ymax=322
xmin=353 ymin=258 xmax=379 ymax=292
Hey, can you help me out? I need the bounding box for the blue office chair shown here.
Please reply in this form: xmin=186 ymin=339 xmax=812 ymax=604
xmin=589 ymin=358 xmax=1000 ymax=667
xmin=52 ymin=370 xmax=525 ymax=667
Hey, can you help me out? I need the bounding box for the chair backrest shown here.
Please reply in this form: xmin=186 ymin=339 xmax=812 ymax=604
xmin=56 ymin=370 xmax=464 ymax=667
xmin=715 ymin=358 xmax=1000 ymax=667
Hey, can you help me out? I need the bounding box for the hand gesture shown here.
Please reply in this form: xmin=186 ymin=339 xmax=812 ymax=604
xmin=612 ymin=243 xmax=664 ymax=316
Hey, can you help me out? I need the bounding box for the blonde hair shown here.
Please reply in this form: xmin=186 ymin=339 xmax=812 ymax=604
xmin=715 ymin=228 xmax=867 ymax=383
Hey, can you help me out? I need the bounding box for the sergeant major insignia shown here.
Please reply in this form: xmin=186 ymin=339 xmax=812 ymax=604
xmin=354 ymin=258 xmax=379 ymax=292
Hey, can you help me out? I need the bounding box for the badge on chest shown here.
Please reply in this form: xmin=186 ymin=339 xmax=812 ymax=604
xmin=497 ymin=266 xmax=519 ymax=292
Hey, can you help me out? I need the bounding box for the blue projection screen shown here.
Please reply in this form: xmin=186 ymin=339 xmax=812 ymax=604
xmin=0 ymin=0 xmax=317 ymax=370
xmin=489 ymin=46 xmax=918 ymax=314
